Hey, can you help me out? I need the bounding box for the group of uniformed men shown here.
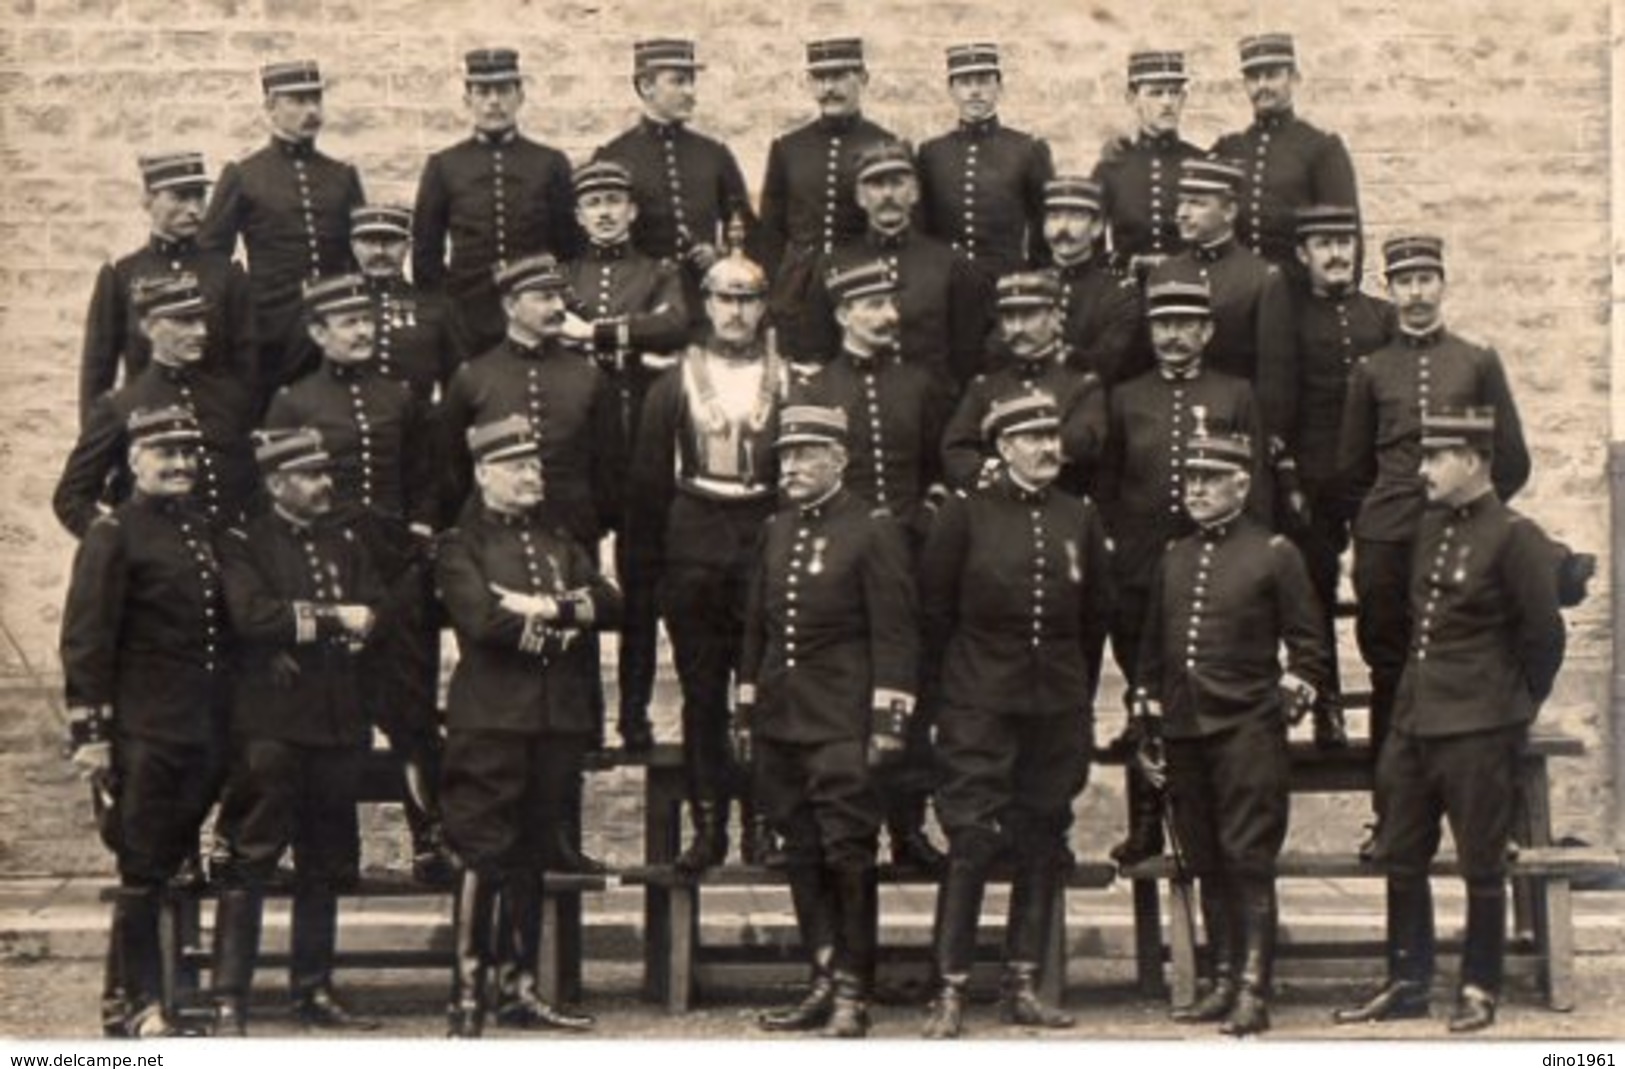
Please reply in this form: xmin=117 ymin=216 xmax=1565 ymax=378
xmin=57 ymin=29 xmax=1573 ymax=1041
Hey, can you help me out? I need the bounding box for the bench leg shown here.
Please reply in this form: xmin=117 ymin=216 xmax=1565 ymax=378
xmin=1132 ymin=877 xmax=1164 ymax=997
xmin=1039 ymin=881 xmax=1066 ymax=1006
xmin=1536 ymin=876 xmax=1576 ymax=1012
xmin=666 ymin=883 xmax=695 ymax=1014
xmin=1166 ymin=878 xmax=1198 ymax=1009
xmin=557 ymin=892 xmax=583 ymax=1005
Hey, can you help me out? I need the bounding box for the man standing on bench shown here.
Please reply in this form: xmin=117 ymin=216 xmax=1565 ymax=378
xmin=736 ymin=405 xmax=920 ymax=1038
xmin=436 ymin=415 xmax=621 ymax=1037
xmin=212 ymin=427 xmax=384 ymax=1035
xmin=917 ymin=390 xmax=1113 ymax=1038
xmin=1136 ymin=424 xmax=1331 ymax=1036
xmin=1334 ymin=407 xmax=1564 ymax=1034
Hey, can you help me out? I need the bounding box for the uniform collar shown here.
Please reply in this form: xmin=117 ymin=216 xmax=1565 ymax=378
xmin=1011 ymin=342 xmax=1061 ymax=379
xmin=1003 ymin=470 xmax=1050 ymax=504
xmin=588 ymin=241 xmax=630 ymax=261
xmin=1446 ymin=487 xmax=1495 ymax=521
xmin=1252 ymin=107 xmax=1295 ymax=132
xmin=324 ymin=359 xmax=370 ymax=382
xmin=1400 ymin=324 xmax=1445 ymax=348
xmin=156 ymin=360 xmax=195 ymax=384
xmin=149 ymin=234 xmax=197 ymax=257
xmin=1052 ymin=254 xmax=1098 ymax=278
xmin=1157 ymin=358 xmax=1202 ymax=381
xmin=475 ymin=126 xmax=518 ymax=147
xmin=816 ymin=112 xmax=862 ymax=136
xmin=1137 ymin=129 xmax=1182 ymax=150
xmin=866 ymin=226 xmax=911 ymax=250
xmin=133 ymin=490 xmax=195 ymax=518
xmin=841 ymin=344 xmax=888 ymax=370
xmin=273 ymin=503 xmax=319 ymax=536
xmin=484 ymin=503 xmax=538 ymax=528
xmin=1311 ymin=282 xmax=1357 ymax=302
xmin=642 ymin=116 xmax=684 ymax=140
xmin=957 ymin=116 xmax=1000 ymax=138
xmin=797 ymin=484 xmax=846 ymax=519
xmin=1192 ymin=236 xmax=1234 ymax=263
xmin=364 ymin=274 xmax=406 ymax=295
xmin=506 ymin=333 xmax=556 ymax=359
xmin=1198 ymin=510 xmax=1242 ymax=541
xmin=272 ymin=134 xmax=316 ymax=159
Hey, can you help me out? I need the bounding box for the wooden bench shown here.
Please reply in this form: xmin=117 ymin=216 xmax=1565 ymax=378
xmin=621 ymin=860 xmax=1120 ymax=1014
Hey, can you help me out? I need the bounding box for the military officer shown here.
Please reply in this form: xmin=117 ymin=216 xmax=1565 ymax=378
xmin=1096 ymin=266 xmax=1265 ymax=866
xmin=1092 ymin=50 xmax=1203 ymax=274
xmin=793 ymin=258 xmax=954 ymax=873
xmin=941 ymin=271 xmax=1107 ymax=499
xmin=413 ymin=48 xmax=581 ymax=356
xmin=199 ymin=60 xmax=365 ymax=398
xmin=916 ymin=43 xmax=1054 ymax=278
xmin=61 ymin=406 xmax=228 ymax=1038
xmin=1210 ymin=34 xmax=1360 ymax=273
xmin=1036 ymin=175 xmax=1145 ymax=387
xmin=801 ymin=139 xmax=995 ymax=385
xmin=349 ymin=203 xmax=468 ymax=407
xmin=629 ymin=254 xmax=790 ymax=871
xmin=1167 ymin=157 xmax=1296 ymax=453
xmin=918 ymin=391 xmax=1112 ymax=1038
xmin=593 ymin=38 xmax=755 ymax=331
xmin=262 ymin=274 xmax=450 ymax=885
xmin=436 ymin=415 xmax=620 ymax=1037
xmin=79 ymin=151 xmax=256 ymax=425
xmin=1334 ymin=408 xmax=1563 ymax=1034
xmin=751 ymin=38 xmax=899 ymax=361
xmin=440 ymin=253 xmax=624 ymax=552
xmin=56 ymin=274 xmax=261 ymax=539
xmin=1136 ymin=428 xmax=1332 ymax=1036
xmin=737 ymin=404 xmax=919 ymax=1039
xmin=211 ymin=428 xmax=383 ymax=1035
xmin=1288 ymin=205 xmax=1398 ymax=747
xmin=562 ymin=158 xmax=691 ymax=752
xmin=1338 ymin=235 xmax=1530 ymax=755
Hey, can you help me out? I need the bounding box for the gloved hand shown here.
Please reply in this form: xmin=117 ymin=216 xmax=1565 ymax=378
xmin=1129 ymin=694 xmax=1167 ymax=789
xmin=1279 ymin=670 xmax=1318 ymax=725
xmin=867 ymin=699 xmax=909 ymax=770
xmin=72 ymin=740 xmax=113 ymax=778
xmin=66 ymin=704 xmax=112 ymax=776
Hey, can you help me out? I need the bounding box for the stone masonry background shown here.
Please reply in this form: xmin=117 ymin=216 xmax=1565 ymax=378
xmin=0 ymin=0 xmax=1614 ymax=876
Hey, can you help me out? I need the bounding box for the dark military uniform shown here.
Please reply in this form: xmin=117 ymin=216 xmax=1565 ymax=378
xmin=630 ymin=348 xmax=788 ymax=858
xmin=61 ymin=492 xmax=228 ymax=1032
xmin=801 ymin=229 xmax=994 ymax=385
xmin=1371 ymin=491 xmax=1563 ymax=1017
xmin=1168 ymin=239 xmax=1296 ymax=443
xmin=1338 ymin=328 xmax=1530 ymax=746
xmin=440 ymin=338 xmax=624 ymax=547
xmin=55 ymin=363 xmax=260 ymax=538
xmin=1140 ymin=512 xmax=1331 ymax=1030
xmin=437 ymin=500 xmax=621 ymax=1033
xmin=78 ymin=239 xmax=257 ymax=425
xmin=942 ymin=354 xmax=1107 ymax=498
xmin=594 ymin=118 xmax=754 ymax=323
xmin=198 ymin=139 xmax=365 ymax=392
xmin=917 ymin=118 xmax=1053 ymax=277
xmin=1096 ymin=368 xmax=1264 ymax=684
xmin=363 ymin=275 xmax=468 ymax=406
xmin=740 ymin=484 xmax=919 ymax=1028
xmin=1092 ymin=130 xmax=1204 ymax=267
xmin=412 ymin=131 xmax=582 ymax=354
xmin=1211 ymin=111 xmax=1359 ymax=271
xmin=562 ymin=239 xmax=690 ymax=744
xmin=751 ymin=114 xmax=899 ymax=359
xmin=1051 ymin=259 xmax=1146 ymax=387
xmin=919 ymin=470 xmax=1112 ymax=987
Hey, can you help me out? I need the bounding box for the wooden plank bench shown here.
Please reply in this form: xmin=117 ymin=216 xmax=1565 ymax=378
xmin=620 ymin=860 xmax=1119 ymax=1014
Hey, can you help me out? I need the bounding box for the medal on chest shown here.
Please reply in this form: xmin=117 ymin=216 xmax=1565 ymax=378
xmin=808 ymin=536 xmax=829 ymax=576
xmin=1065 ymin=538 xmax=1081 ymax=583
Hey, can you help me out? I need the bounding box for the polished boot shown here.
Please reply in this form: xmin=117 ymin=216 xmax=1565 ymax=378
xmin=1461 ymin=878 xmax=1507 ymax=1008
xmin=921 ymin=975 xmax=967 ymax=1038
xmin=290 ymin=889 xmax=379 ymax=1031
xmin=887 ymin=794 xmax=947 ymax=875
xmin=1000 ymin=962 xmax=1074 ymax=1029
xmin=101 ymin=899 xmax=133 ymax=1036
xmin=1447 ymin=983 xmax=1497 ymax=1033
xmin=822 ymin=866 xmax=877 ymax=1039
xmin=675 ymin=799 xmax=729 ymax=874
xmin=402 ymin=751 xmax=456 ymax=887
xmin=823 ymin=970 xmax=869 ymax=1039
xmin=114 ymin=887 xmax=166 ymax=1037
xmin=1172 ymin=877 xmax=1239 ymax=1022
xmin=1333 ymin=875 xmax=1435 ymax=1024
xmin=759 ymin=866 xmax=836 ymax=1031
xmin=932 ymin=857 xmax=988 ymax=983
xmin=448 ymin=869 xmax=497 ymax=1038
xmin=1109 ymin=769 xmax=1165 ymax=868
xmin=493 ymin=873 xmax=594 ymax=1032
xmin=1220 ymin=878 xmax=1276 ymax=1036
xmin=210 ymin=887 xmax=262 ymax=1037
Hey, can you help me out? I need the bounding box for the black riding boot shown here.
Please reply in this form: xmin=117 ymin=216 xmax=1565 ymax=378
xmin=210 ymin=887 xmax=262 ymax=1037
xmin=494 ymin=872 xmax=593 ymax=1031
xmin=1110 ymin=768 xmax=1165 ymax=868
xmin=1334 ymin=874 xmax=1434 ymax=1023
xmin=1002 ymin=850 xmax=1073 ymax=1028
xmin=1450 ymin=877 xmax=1505 ymax=1032
xmin=1172 ymin=876 xmax=1239 ymax=1022
xmin=1221 ymin=877 xmax=1276 ymax=1036
xmin=290 ymin=888 xmax=378 ymax=1030
xmin=922 ymin=856 xmax=987 ymax=1038
xmin=823 ymin=866 xmax=877 ymax=1038
xmin=447 ymin=869 xmax=497 ymax=1038
xmin=402 ymin=747 xmax=456 ymax=887
xmin=759 ymin=865 xmax=836 ymax=1031
xmin=675 ymin=799 xmax=729 ymax=874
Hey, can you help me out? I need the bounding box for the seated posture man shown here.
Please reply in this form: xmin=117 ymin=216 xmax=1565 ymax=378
xmin=917 ymin=391 xmax=1112 ymax=1038
xmin=436 ymin=416 xmax=621 ymax=1037
xmin=61 ymin=406 xmax=229 ymax=1038
xmin=1334 ymin=408 xmax=1564 ymax=1034
xmin=1137 ymin=426 xmax=1331 ymax=1036
xmin=212 ymin=428 xmax=384 ymax=1035
xmin=737 ymin=405 xmax=919 ymax=1039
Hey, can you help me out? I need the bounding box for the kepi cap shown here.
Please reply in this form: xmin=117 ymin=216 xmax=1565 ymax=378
xmin=464 ymin=48 xmax=521 ymax=84
xmin=139 ymin=151 xmax=209 ymax=193
xmin=635 ymin=38 xmax=704 ymax=75
xmin=946 ymin=43 xmax=1000 ymax=78
xmin=132 ymin=273 xmax=206 ymax=320
xmin=995 ymin=270 xmax=1062 ymax=311
xmin=825 ymin=258 xmax=898 ymax=303
xmin=1238 ymin=32 xmax=1296 ymax=72
xmin=1382 ymin=233 xmax=1445 ymax=277
xmin=468 ymin=414 xmax=541 ymax=463
xmin=1128 ymin=50 xmax=1188 ymax=86
xmin=1420 ymin=406 xmax=1495 ymax=452
xmin=981 ymin=390 xmax=1061 ymax=443
xmin=494 ymin=253 xmax=568 ymax=295
xmin=255 ymin=427 xmax=331 ymax=473
xmin=1295 ymin=204 xmax=1359 ymax=239
xmin=1179 ymin=157 xmax=1244 ymax=198
xmin=350 ymin=204 xmax=412 ymax=239
xmin=573 ymin=159 xmax=634 ymax=197
xmin=128 ymin=405 xmax=202 ymax=447
xmin=806 ymin=37 xmax=865 ymax=73
xmin=1044 ymin=175 xmax=1103 ymax=214
xmin=774 ymin=405 xmax=849 ymax=449
xmin=261 ymin=59 xmax=323 ymax=95
xmin=303 ymin=273 xmax=371 ymax=317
